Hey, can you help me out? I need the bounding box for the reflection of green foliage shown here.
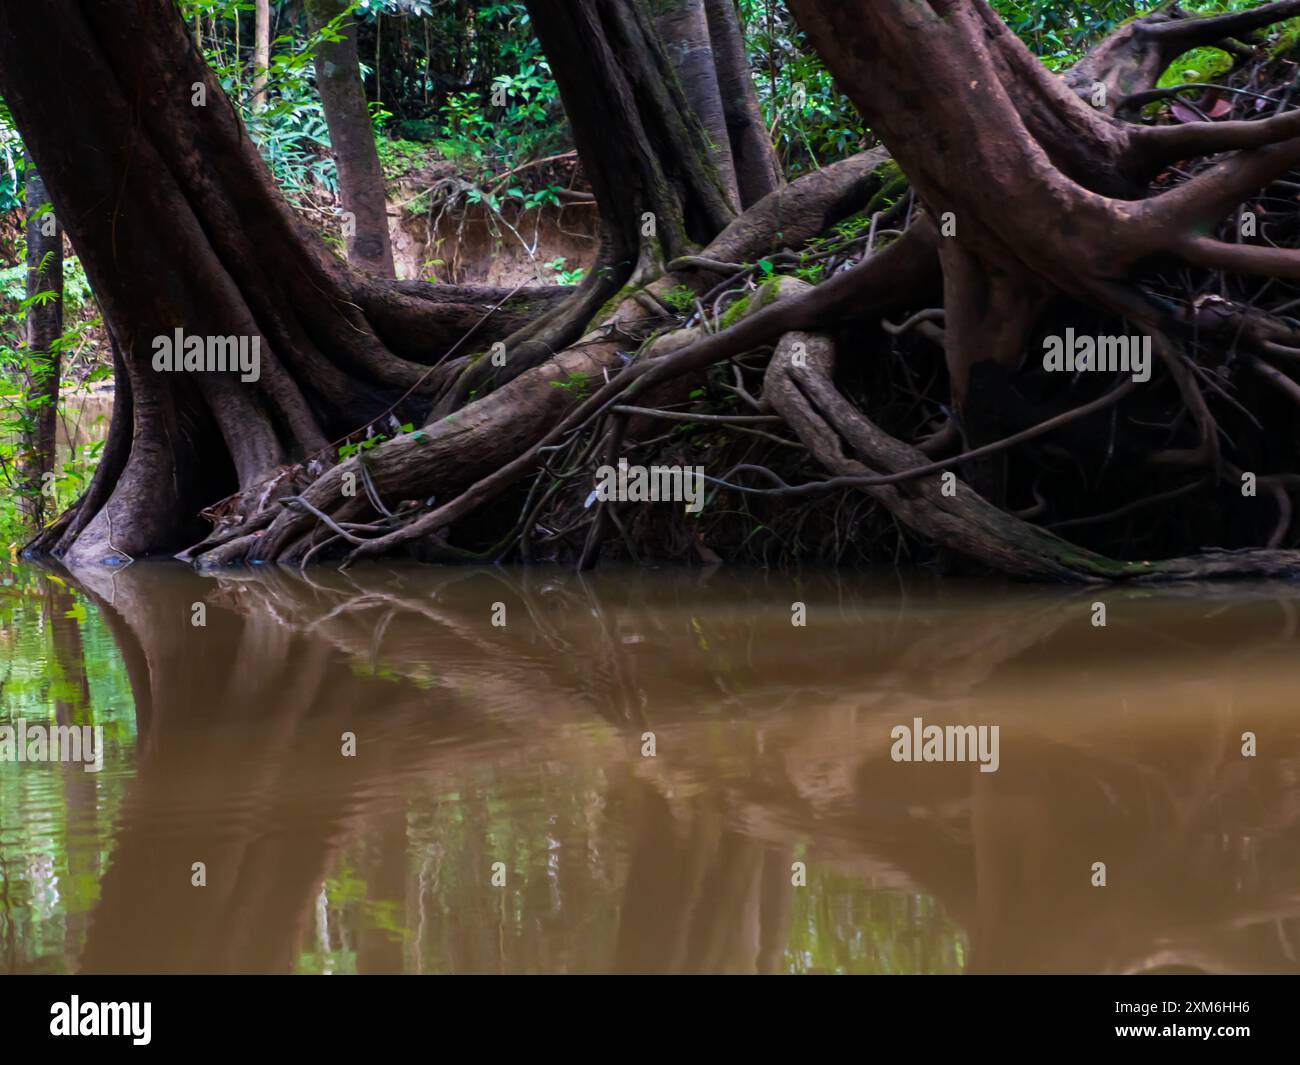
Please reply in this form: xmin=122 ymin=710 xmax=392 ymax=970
xmin=0 ymin=564 xmax=972 ymax=976
xmin=787 ymin=870 xmax=965 ymax=975
xmin=0 ymin=568 xmax=137 ymax=972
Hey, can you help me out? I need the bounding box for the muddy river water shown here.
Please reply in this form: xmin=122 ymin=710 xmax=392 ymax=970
xmin=2 ymin=562 xmax=1298 ymax=974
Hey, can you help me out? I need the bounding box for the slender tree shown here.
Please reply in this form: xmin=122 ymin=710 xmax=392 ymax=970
xmin=305 ymin=0 xmax=396 ymax=276
xmin=703 ymin=0 xmax=782 ymax=208
xmin=251 ymin=0 xmax=271 ymax=112
xmin=20 ymin=156 xmax=62 ymax=528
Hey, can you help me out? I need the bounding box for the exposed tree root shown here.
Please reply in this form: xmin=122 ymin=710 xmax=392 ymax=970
xmin=181 ymin=152 xmax=923 ymax=568
xmin=762 ymin=331 xmax=1300 ymax=582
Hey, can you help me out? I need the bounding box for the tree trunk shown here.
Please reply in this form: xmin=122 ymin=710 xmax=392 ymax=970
xmin=528 ymin=0 xmax=737 ymax=263
xmin=431 ymin=0 xmax=746 ymax=411
xmin=654 ymin=0 xmax=741 ymax=212
xmin=251 ymin=0 xmax=271 ymax=111
xmin=0 ymin=0 xmax=562 ymax=565
xmin=703 ymin=0 xmax=782 ymax=207
xmin=304 ymin=0 xmax=396 ymax=277
xmin=20 ymin=157 xmax=62 ymax=529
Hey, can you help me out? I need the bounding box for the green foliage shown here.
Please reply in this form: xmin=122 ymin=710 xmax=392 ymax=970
xmin=0 ymin=257 xmax=92 ymax=317
xmin=377 ymin=137 xmax=430 ymax=181
xmin=338 ymin=433 xmax=386 ymax=459
xmin=0 ymin=101 xmax=26 ymax=215
xmin=662 ymin=284 xmax=697 ymax=315
xmin=548 ymin=371 xmax=589 ymax=397
xmin=366 ymin=2 xmax=567 ymax=177
xmin=393 ymin=117 xmax=439 ymax=142
xmin=1157 ymin=45 xmax=1235 ymax=88
xmin=734 ymin=1 xmax=1298 ymax=175
xmin=180 ymin=1 xmax=357 ymax=203
xmin=544 ymin=257 xmax=583 ymax=286
xmin=432 ymin=70 xmax=563 ymax=171
xmin=737 ymin=0 xmax=865 ymax=175
xmin=0 ymin=246 xmax=105 ymax=545
xmin=993 ymin=0 xmax=1143 ymax=68
xmin=995 ymin=1 xmax=1300 ymax=70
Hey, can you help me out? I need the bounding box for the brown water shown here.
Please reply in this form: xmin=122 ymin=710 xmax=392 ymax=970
xmin=2 ymin=561 xmax=1299 ymax=974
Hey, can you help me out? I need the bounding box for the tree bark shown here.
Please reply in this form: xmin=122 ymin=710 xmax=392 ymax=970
xmin=654 ymin=0 xmax=741 ymax=212
xmin=526 ymin=0 xmax=736 ymax=263
xmin=304 ymin=0 xmax=396 ymax=277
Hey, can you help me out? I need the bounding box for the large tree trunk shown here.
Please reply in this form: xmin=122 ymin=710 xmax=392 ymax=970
xmin=20 ymin=157 xmax=62 ymax=528
xmin=304 ymin=0 xmax=396 ymax=277
xmin=0 ymin=0 xmax=565 ymax=565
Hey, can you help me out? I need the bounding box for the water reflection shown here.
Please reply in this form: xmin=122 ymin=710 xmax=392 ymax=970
xmin=2 ymin=561 xmax=1300 ymax=973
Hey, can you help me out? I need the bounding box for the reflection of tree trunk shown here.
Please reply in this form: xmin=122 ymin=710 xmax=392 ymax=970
xmin=356 ymin=808 xmax=408 ymax=974
xmin=49 ymin=562 xmax=1300 ymax=975
xmin=614 ymin=781 xmax=791 ymax=974
xmin=756 ymin=845 xmax=794 ymax=974
xmin=683 ymin=829 xmax=766 ymax=973
xmin=72 ymin=571 xmax=372 ymax=973
xmin=45 ymin=585 xmax=95 ymax=960
xmin=613 ymin=786 xmax=699 ymax=972
xmin=967 ymin=773 xmax=1056 ymax=975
